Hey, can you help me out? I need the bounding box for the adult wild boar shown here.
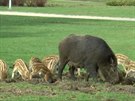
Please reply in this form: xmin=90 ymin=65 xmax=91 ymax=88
xmin=58 ymin=34 xmax=119 ymax=84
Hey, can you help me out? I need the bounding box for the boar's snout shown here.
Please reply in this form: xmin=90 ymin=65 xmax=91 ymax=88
xmin=108 ymin=70 xmax=119 ymax=84
xmin=98 ymin=68 xmax=119 ymax=84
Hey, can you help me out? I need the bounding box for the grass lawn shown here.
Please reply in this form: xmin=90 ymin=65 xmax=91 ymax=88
xmin=0 ymin=15 xmax=135 ymax=101
xmin=1 ymin=15 xmax=135 ymax=65
xmin=0 ymin=0 xmax=135 ymax=18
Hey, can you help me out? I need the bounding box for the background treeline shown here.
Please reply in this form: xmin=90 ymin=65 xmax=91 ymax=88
xmin=0 ymin=0 xmax=135 ymax=7
xmin=0 ymin=0 xmax=47 ymax=7
xmin=106 ymin=0 xmax=135 ymax=6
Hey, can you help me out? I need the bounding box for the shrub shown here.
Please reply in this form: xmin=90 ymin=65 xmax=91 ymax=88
xmin=23 ymin=0 xmax=47 ymax=7
xmin=36 ymin=0 xmax=47 ymax=7
xmin=106 ymin=0 xmax=135 ymax=6
xmin=0 ymin=0 xmax=9 ymax=6
xmin=0 ymin=0 xmax=24 ymax=6
xmin=12 ymin=0 xmax=24 ymax=6
xmin=0 ymin=0 xmax=47 ymax=7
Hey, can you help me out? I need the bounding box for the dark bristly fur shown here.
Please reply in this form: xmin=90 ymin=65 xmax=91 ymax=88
xmin=58 ymin=34 xmax=119 ymax=84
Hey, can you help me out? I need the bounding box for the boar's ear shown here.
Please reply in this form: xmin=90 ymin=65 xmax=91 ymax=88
xmin=110 ymin=57 xmax=114 ymax=63
xmin=109 ymin=57 xmax=115 ymax=66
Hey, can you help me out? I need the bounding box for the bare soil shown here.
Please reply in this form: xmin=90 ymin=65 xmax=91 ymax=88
xmin=1 ymin=72 xmax=135 ymax=96
xmin=0 ymin=87 xmax=56 ymax=96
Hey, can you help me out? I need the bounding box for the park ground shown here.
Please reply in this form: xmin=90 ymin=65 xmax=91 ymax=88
xmin=0 ymin=0 xmax=135 ymax=101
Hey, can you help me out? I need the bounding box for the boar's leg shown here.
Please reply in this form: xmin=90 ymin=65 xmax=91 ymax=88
xmin=69 ymin=66 xmax=77 ymax=80
xmin=58 ymin=59 xmax=68 ymax=80
xmin=85 ymin=64 xmax=98 ymax=81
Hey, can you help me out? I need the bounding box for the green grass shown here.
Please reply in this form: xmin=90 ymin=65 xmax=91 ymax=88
xmin=1 ymin=15 xmax=135 ymax=65
xmin=0 ymin=0 xmax=135 ymax=18
xmin=0 ymin=15 xmax=135 ymax=101
xmin=0 ymin=81 xmax=135 ymax=101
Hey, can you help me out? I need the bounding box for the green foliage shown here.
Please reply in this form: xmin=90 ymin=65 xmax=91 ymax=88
xmin=106 ymin=0 xmax=135 ymax=6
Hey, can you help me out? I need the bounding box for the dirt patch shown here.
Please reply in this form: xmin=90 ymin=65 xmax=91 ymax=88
xmin=56 ymin=79 xmax=97 ymax=94
xmin=54 ymin=72 xmax=135 ymax=94
xmin=5 ymin=74 xmax=24 ymax=83
xmin=0 ymin=87 xmax=56 ymax=96
xmin=104 ymin=99 xmax=117 ymax=101
xmin=105 ymin=84 xmax=135 ymax=94
xmin=2 ymin=72 xmax=135 ymax=96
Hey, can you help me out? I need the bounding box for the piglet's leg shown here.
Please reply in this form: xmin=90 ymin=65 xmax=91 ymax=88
xmin=12 ymin=66 xmax=18 ymax=79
